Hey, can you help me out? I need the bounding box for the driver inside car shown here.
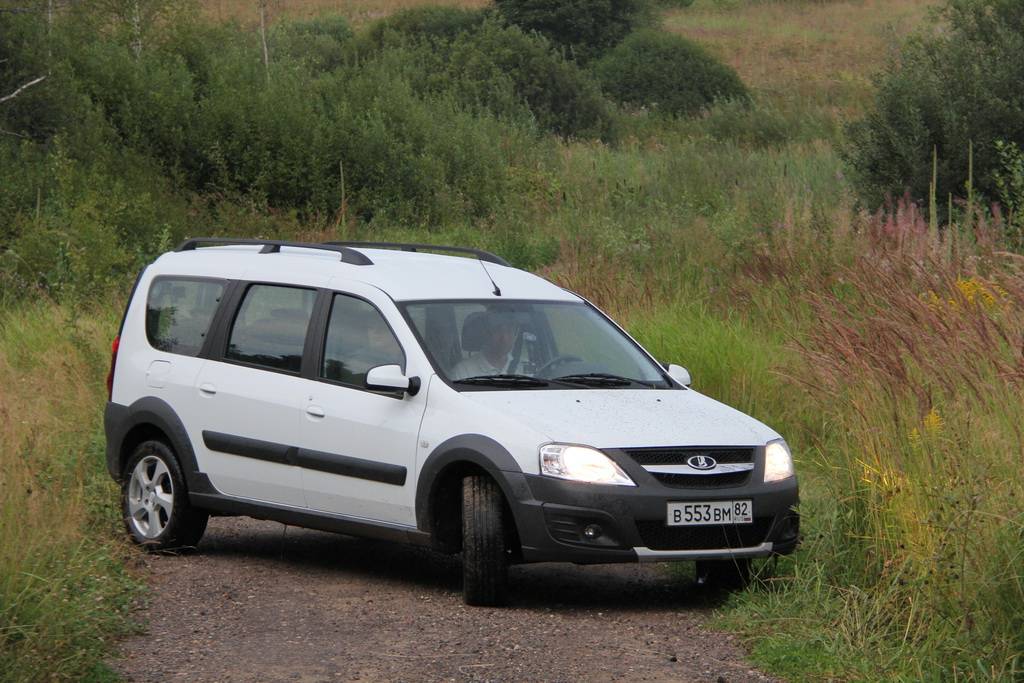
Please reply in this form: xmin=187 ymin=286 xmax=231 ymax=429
xmin=452 ymin=311 xmax=522 ymax=380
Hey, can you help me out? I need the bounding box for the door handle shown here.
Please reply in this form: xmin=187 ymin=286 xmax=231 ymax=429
xmin=199 ymin=383 xmax=217 ymax=396
xmin=306 ymin=405 xmax=326 ymax=418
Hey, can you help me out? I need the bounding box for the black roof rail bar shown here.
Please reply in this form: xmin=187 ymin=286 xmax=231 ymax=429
xmin=176 ymin=238 xmax=374 ymax=266
xmin=324 ymin=241 xmax=510 ymax=267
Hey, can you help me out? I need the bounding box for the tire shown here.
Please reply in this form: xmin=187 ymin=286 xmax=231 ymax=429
xmin=122 ymin=440 xmax=208 ymax=552
xmin=461 ymin=474 xmax=509 ymax=606
xmin=695 ymin=558 xmax=752 ymax=590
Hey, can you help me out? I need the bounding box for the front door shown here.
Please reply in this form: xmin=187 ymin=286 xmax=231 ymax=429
xmin=296 ymin=289 xmax=427 ymax=526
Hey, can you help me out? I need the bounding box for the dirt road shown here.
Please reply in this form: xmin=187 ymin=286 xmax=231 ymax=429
xmin=113 ymin=517 xmax=776 ymax=683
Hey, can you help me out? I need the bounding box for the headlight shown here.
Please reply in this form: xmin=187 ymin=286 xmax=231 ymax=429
xmin=539 ymin=444 xmax=636 ymax=486
xmin=764 ymin=440 xmax=795 ymax=483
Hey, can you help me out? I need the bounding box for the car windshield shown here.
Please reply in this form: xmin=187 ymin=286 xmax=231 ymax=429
xmin=401 ymin=300 xmax=670 ymax=390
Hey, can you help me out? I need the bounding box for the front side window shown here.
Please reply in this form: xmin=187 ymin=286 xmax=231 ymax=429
xmin=402 ymin=300 xmax=669 ymax=390
xmin=225 ymin=284 xmax=316 ymax=372
xmin=146 ymin=278 xmax=224 ymax=356
xmin=322 ymin=294 xmax=404 ymax=387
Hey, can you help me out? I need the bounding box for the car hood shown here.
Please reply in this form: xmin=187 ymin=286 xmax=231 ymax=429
xmin=465 ymin=388 xmax=779 ymax=449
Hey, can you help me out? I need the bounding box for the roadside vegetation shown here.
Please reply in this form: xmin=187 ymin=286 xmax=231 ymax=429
xmin=2 ymin=0 xmax=1022 ymax=680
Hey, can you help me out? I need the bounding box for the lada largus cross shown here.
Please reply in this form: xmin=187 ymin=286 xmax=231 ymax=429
xmin=105 ymin=239 xmax=799 ymax=606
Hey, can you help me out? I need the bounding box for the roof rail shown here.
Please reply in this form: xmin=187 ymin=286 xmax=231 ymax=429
xmin=325 ymin=241 xmax=510 ymax=267
xmin=176 ymin=238 xmax=374 ymax=266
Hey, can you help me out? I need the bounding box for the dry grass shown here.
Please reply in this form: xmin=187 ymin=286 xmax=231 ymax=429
xmin=0 ymin=304 xmax=136 ymax=680
xmin=201 ymin=0 xmax=487 ymax=27
xmin=665 ymin=0 xmax=935 ymax=115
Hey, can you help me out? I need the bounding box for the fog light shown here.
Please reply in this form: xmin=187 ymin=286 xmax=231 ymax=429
xmin=583 ymin=524 xmax=603 ymax=540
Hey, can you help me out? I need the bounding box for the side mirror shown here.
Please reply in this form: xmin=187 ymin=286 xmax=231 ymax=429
xmin=666 ymin=364 xmax=691 ymax=387
xmin=366 ymin=365 xmax=421 ymax=396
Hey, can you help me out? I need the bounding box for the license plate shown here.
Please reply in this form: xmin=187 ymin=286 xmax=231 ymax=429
xmin=667 ymin=500 xmax=753 ymax=526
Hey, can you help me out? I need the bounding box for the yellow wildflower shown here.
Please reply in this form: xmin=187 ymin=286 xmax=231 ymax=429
xmin=923 ymin=407 xmax=944 ymax=436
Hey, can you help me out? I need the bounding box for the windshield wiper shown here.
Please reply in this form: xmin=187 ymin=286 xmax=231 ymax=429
xmin=552 ymin=373 xmax=654 ymax=388
xmin=453 ymin=374 xmax=549 ymax=388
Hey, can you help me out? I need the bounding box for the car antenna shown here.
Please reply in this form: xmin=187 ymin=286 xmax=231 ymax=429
xmin=479 ymin=259 xmax=502 ymax=297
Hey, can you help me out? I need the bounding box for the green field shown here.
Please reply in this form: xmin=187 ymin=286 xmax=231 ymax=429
xmin=2 ymin=0 xmax=1022 ymax=680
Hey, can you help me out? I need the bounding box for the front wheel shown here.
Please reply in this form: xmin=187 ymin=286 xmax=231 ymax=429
xmin=461 ymin=474 xmax=509 ymax=606
xmin=122 ymin=440 xmax=208 ymax=551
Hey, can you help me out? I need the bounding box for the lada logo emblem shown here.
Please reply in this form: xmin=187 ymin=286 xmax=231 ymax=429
xmin=687 ymin=455 xmax=717 ymax=470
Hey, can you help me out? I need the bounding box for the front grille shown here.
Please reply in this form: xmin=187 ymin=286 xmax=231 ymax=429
xmin=636 ymin=518 xmax=773 ymax=551
xmin=622 ymin=447 xmax=756 ymax=489
xmin=624 ymin=447 xmax=754 ymax=466
xmin=650 ymin=472 xmax=749 ymax=489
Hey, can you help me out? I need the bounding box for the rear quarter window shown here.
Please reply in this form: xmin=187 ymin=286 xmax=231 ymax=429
xmin=146 ymin=278 xmax=225 ymax=356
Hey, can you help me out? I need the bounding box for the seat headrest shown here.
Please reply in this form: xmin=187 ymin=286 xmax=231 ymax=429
xmin=461 ymin=311 xmax=490 ymax=353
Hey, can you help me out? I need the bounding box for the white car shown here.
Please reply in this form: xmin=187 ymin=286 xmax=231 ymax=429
xmin=105 ymin=239 xmax=799 ymax=605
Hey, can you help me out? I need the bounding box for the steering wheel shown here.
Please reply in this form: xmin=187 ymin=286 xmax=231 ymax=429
xmin=536 ymin=355 xmax=582 ymax=377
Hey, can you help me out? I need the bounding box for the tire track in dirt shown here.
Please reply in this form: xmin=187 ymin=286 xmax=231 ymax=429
xmin=113 ymin=517 xmax=778 ymax=682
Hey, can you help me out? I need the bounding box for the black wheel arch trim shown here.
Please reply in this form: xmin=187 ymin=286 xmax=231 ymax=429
xmin=415 ymin=434 xmax=532 ymax=535
xmin=105 ymin=397 xmax=218 ymax=495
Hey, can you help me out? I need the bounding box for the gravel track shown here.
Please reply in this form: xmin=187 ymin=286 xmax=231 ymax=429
xmin=113 ymin=517 xmax=777 ymax=683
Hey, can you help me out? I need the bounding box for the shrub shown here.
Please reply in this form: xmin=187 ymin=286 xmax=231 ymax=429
xmin=360 ymin=18 xmax=618 ymax=140
xmin=494 ymin=0 xmax=653 ymax=62
xmin=441 ymin=21 xmax=618 ymax=139
xmin=844 ymin=0 xmax=1024 ymax=208
xmin=270 ymin=15 xmax=352 ymax=72
xmin=592 ymin=30 xmax=748 ymax=117
xmin=316 ymin=61 xmax=520 ymax=225
xmin=362 ymin=6 xmax=487 ymax=50
xmin=994 ymin=140 xmax=1024 ymax=245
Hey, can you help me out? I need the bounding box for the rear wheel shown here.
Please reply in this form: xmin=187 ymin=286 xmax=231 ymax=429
xmin=695 ymin=558 xmax=752 ymax=590
xmin=122 ymin=440 xmax=208 ymax=551
xmin=461 ymin=474 xmax=509 ymax=606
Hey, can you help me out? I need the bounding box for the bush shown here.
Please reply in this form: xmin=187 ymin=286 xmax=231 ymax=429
xmin=317 ymin=60 xmax=520 ymax=225
xmin=270 ymin=15 xmax=352 ymax=72
xmin=440 ymin=21 xmax=618 ymax=139
xmin=844 ymin=0 xmax=1024 ymax=208
xmin=360 ymin=18 xmax=618 ymax=140
xmin=494 ymin=0 xmax=653 ymax=62
xmin=592 ymin=30 xmax=748 ymax=117
xmin=362 ymin=6 xmax=487 ymax=50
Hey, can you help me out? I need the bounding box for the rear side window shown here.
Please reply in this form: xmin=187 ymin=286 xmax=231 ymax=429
xmin=146 ymin=278 xmax=225 ymax=356
xmin=226 ymin=284 xmax=316 ymax=372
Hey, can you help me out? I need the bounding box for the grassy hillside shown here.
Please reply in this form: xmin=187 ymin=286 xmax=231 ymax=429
xmin=3 ymin=0 xmax=1023 ymax=680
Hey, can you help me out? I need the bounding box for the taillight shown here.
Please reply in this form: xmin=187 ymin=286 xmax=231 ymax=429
xmin=106 ymin=335 xmax=120 ymax=401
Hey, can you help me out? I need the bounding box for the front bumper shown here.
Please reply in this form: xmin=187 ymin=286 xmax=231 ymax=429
xmin=505 ymin=469 xmax=800 ymax=565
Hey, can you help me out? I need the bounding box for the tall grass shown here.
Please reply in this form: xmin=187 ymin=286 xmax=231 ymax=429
xmin=711 ymin=202 xmax=1024 ymax=679
xmin=0 ymin=303 xmax=138 ymax=681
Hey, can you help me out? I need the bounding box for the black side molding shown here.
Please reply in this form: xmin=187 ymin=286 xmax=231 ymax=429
xmin=203 ymin=431 xmax=293 ymax=465
xmin=295 ymin=447 xmax=406 ymax=486
xmin=202 ymin=431 xmax=407 ymax=486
